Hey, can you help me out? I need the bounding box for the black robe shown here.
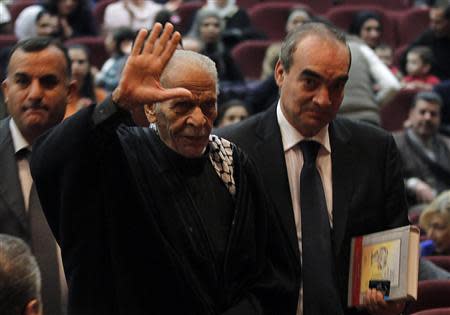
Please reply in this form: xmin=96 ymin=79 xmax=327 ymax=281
xmin=30 ymin=100 xmax=299 ymax=315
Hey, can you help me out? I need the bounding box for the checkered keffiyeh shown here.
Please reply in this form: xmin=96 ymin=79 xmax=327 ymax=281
xmin=209 ymin=135 xmax=236 ymax=196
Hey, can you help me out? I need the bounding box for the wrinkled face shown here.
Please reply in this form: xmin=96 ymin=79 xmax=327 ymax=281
xmin=199 ymin=16 xmax=221 ymax=44
xmin=152 ymin=67 xmax=217 ymax=158
xmin=2 ymin=46 xmax=73 ymax=143
xmin=426 ymin=213 xmax=450 ymax=254
xmin=375 ymin=47 xmax=393 ymax=67
xmin=69 ymin=47 xmax=90 ymax=84
xmin=36 ymin=13 xmax=60 ymax=37
xmin=430 ymin=8 xmax=450 ymax=38
xmin=359 ymin=18 xmax=381 ymax=48
xmin=409 ymin=99 xmax=440 ymax=140
xmin=406 ymin=52 xmax=426 ymax=76
xmin=58 ymin=0 xmax=78 ymax=16
xmin=286 ymin=11 xmax=311 ymax=33
xmin=218 ymin=105 xmax=248 ymax=127
xmin=275 ymin=35 xmax=349 ymax=137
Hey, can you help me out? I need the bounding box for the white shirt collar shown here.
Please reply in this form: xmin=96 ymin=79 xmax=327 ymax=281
xmin=276 ymin=100 xmax=331 ymax=153
xmin=9 ymin=118 xmax=31 ymax=154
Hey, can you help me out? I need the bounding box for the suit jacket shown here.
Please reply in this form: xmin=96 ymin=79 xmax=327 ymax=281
xmin=0 ymin=117 xmax=30 ymax=241
xmin=0 ymin=117 xmax=63 ymax=315
xmin=216 ymin=105 xmax=409 ymax=314
xmin=393 ymin=130 xmax=450 ymax=198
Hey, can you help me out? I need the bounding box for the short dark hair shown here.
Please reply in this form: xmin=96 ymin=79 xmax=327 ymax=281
xmin=348 ymin=10 xmax=382 ymax=36
xmin=413 ymin=91 xmax=443 ymax=108
xmin=35 ymin=9 xmax=57 ymax=24
xmin=7 ymin=36 xmax=71 ymax=77
xmin=112 ymin=27 xmax=136 ymax=56
xmin=0 ymin=234 xmax=41 ymax=315
xmin=280 ymin=21 xmax=349 ymax=73
xmin=409 ymin=46 xmax=435 ymax=66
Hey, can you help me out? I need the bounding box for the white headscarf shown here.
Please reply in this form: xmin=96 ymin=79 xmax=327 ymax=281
xmin=206 ymin=0 xmax=238 ymax=19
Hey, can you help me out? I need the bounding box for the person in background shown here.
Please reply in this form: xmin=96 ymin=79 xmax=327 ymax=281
xmin=374 ymin=43 xmax=402 ymax=80
xmin=402 ymin=46 xmax=440 ymax=91
xmin=66 ymin=44 xmax=107 ymax=119
xmin=215 ymin=99 xmax=249 ymax=128
xmin=103 ymin=0 xmax=163 ymax=33
xmin=188 ymin=8 xmax=243 ymax=83
xmin=35 ymin=10 xmax=62 ymax=38
xmin=0 ymin=234 xmax=43 ymax=315
xmin=394 ymin=92 xmax=450 ymax=206
xmin=0 ymin=2 xmax=12 ymax=34
xmin=96 ymin=27 xmax=136 ymax=92
xmin=402 ymin=4 xmax=450 ymax=80
xmin=15 ymin=0 xmax=97 ymax=40
xmin=348 ymin=10 xmax=382 ymax=49
xmin=419 ymin=190 xmax=450 ymax=256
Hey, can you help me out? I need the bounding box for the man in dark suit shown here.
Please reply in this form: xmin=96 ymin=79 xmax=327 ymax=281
xmin=217 ymin=22 xmax=409 ymax=315
xmin=0 ymin=37 xmax=75 ymax=315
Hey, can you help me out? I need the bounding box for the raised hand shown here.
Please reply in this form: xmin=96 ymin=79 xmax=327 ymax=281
xmin=112 ymin=23 xmax=192 ymax=110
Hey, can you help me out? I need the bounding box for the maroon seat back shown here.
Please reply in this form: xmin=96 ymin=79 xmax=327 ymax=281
xmin=259 ymin=0 xmax=331 ymax=15
xmin=410 ymin=307 xmax=450 ymax=315
xmin=338 ymin=0 xmax=411 ymax=11
xmin=395 ymin=7 xmax=430 ymax=48
xmin=176 ymin=1 xmax=204 ymax=35
xmin=93 ymin=0 xmax=116 ymax=32
xmin=231 ymin=39 xmax=273 ymax=80
xmin=405 ymin=280 xmax=450 ymax=314
xmin=7 ymin=0 xmax=38 ymax=25
xmin=380 ymin=89 xmax=417 ymax=132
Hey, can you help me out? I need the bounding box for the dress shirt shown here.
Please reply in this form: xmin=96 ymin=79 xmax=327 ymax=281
xmin=276 ymin=101 xmax=333 ymax=315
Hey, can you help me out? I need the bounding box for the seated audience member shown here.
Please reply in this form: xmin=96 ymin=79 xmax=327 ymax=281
xmin=215 ymin=99 xmax=249 ymax=127
xmin=0 ymin=3 xmax=12 ymax=34
xmin=394 ymin=91 xmax=450 ymax=205
xmin=402 ymin=46 xmax=440 ymax=91
xmin=103 ymin=0 xmax=163 ymax=33
xmin=15 ymin=0 xmax=97 ymax=40
xmin=96 ymin=27 xmax=135 ymax=92
xmin=188 ymin=8 xmax=243 ymax=83
xmin=374 ymin=43 xmax=402 ymax=80
xmin=66 ymin=44 xmax=107 ymax=119
xmin=0 ymin=234 xmax=42 ymax=315
xmin=419 ymin=190 xmax=450 ymax=256
xmin=35 ymin=10 xmax=62 ymax=38
xmin=348 ymin=10 xmax=382 ymax=49
xmin=403 ymin=4 xmax=450 ymax=80
xmin=203 ymin=0 xmax=262 ymax=49
xmin=338 ymin=35 xmax=400 ymax=125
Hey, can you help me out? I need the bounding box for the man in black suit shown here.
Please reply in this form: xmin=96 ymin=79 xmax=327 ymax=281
xmin=0 ymin=37 xmax=75 ymax=314
xmin=217 ymin=22 xmax=409 ymax=315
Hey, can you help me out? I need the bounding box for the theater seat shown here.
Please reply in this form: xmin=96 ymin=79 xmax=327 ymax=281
xmin=7 ymin=0 xmax=38 ymax=25
xmin=325 ymin=5 xmax=398 ymax=48
xmin=249 ymin=2 xmax=313 ymax=41
xmin=380 ymin=88 xmax=417 ymax=132
xmin=231 ymin=39 xmax=273 ymax=80
xmin=259 ymin=0 xmax=331 ymax=15
xmin=93 ymin=0 xmax=116 ymax=31
xmin=405 ymin=280 xmax=450 ymax=314
xmin=395 ymin=7 xmax=430 ymax=48
xmin=64 ymin=36 xmax=108 ymax=70
xmin=410 ymin=308 xmax=450 ymax=315
xmin=176 ymin=1 xmax=203 ymax=35
xmin=338 ymin=0 xmax=411 ymax=11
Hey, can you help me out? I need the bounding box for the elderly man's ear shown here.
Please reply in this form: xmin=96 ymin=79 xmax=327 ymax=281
xmin=144 ymin=104 xmax=157 ymax=123
xmin=24 ymin=299 xmax=42 ymax=315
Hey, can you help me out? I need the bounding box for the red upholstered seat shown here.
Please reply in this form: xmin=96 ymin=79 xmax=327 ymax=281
xmin=405 ymin=280 xmax=450 ymax=314
xmin=325 ymin=5 xmax=398 ymax=48
xmin=7 ymin=0 xmax=38 ymax=25
xmin=249 ymin=2 xmax=313 ymax=41
xmin=380 ymin=88 xmax=417 ymax=132
xmin=259 ymin=0 xmax=331 ymax=15
xmin=93 ymin=0 xmax=116 ymax=31
xmin=231 ymin=39 xmax=273 ymax=80
xmin=338 ymin=0 xmax=411 ymax=11
xmin=395 ymin=7 xmax=430 ymax=48
xmin=0 ymin=34 xmax=17 ymax=49
xmin=410 ymin=307 xmax=450 ymax=315
xmin=176 ymin=1 xmax=203 ymax=35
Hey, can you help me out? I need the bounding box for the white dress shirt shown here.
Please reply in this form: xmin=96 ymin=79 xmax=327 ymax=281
xmin=276 ymin=101 xmax=334 ymax=315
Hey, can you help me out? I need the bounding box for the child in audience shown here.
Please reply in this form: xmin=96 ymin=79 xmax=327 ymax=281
xmin=419 ymin=190 xmax=450 ymax=256
xmin=374 ymin=43 xmax=402 ymax=80
xmin=402 ymin=46 xmax=440 ymax=91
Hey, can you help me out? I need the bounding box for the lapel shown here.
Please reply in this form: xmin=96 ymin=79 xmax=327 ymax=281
xmin=0 ymin=118 xmax=28 ymax=231
xmin=254 ymin=106 xmax=300 ymax=260
xmin=329 ymin=119 xmax=355 ymax=256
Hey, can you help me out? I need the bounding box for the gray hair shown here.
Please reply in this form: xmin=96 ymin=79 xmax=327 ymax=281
xmin=160 ymin=49 xmax=219 ymax=94
xmin=413 ymin=91 xmax=443 ymax=109
xmin=0 ymin=234 xmax=41 ymax=315
xmin=280 ymin=21 xmax=349 ymax=73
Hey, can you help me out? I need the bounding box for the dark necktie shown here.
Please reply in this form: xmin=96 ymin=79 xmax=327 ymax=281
xmin=299 ymin=140 xmax=343 ymax=315
xmin=21 ymin=149 xmax=63 ymax=315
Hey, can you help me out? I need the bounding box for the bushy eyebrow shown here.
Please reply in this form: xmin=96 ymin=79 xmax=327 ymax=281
xmin=300 ymin=68 xmax=348 ymax=84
